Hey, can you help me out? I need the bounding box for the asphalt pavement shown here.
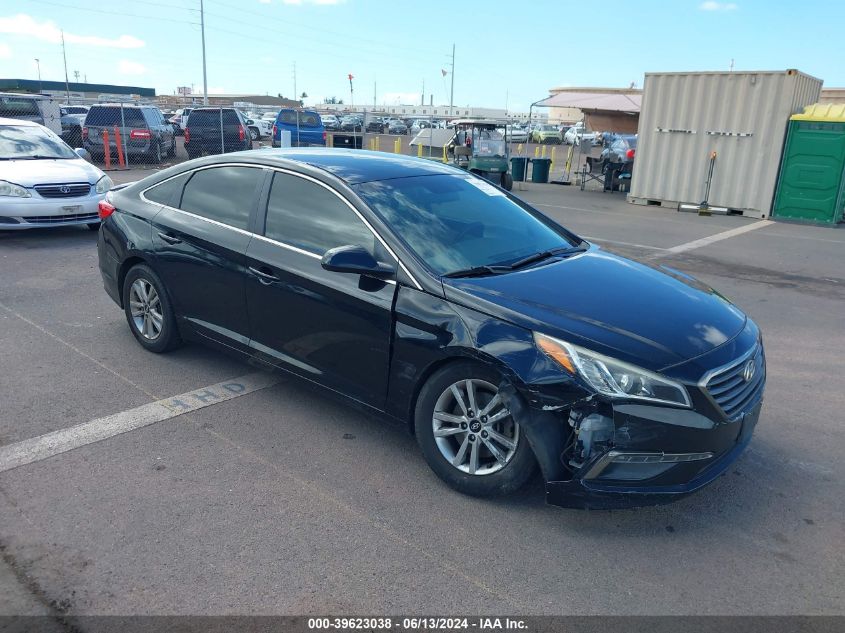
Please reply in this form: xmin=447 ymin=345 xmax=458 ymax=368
xmin=0 ymin=178 xmax=843 ymax=619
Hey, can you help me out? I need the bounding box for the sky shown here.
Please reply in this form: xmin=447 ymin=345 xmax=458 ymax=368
xmin=0 ymin=0 xmax=842 ymax=112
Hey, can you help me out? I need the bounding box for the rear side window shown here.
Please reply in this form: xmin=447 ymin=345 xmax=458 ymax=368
xmin=265 ymin=173 xmax=374 ymax=255
xmin=179 ymin=166 xmax=263 ymax=230
xmin=143 ymin=173 xmax=190 ymax=206
xmin=0 ymin=97 xmax=40 ymax=117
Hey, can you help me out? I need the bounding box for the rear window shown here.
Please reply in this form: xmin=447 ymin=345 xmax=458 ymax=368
xmin=277 ymin=111 xmax=321 ymax=127
xmin=86 ymin=106 xmax=146 ymax=127
xmin=0 ymin=96 xmax=41 ymax=118
xmin=187 ymin=109 xmax=240 ymax=125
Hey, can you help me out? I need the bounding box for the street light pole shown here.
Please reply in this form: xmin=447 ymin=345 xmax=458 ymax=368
xmin=449 ymin=43 xmax=455 ymax=117
xmin=61 ymin=30 xmax=71 ymax=102
xmin=200 ymin=0 xmax=208 ymax=105
xmin=34 ymin=59 xmax=41 ymax=93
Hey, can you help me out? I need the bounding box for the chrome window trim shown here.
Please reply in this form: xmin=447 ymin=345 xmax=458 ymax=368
xmin=138 ymin=162 xmax=414 ymax=288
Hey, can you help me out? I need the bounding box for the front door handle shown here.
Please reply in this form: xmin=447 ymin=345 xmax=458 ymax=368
xmin=249 ymin=266 xmax=279 ymax=284
xmin=158 ymin=232 xmax=182 ymax=245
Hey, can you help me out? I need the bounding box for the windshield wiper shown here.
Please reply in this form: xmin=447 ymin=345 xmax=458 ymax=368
xmin=507 ymin=246 xmax=587 ymax=270
xmin=442 ymin=264 xmax=512 ymax=279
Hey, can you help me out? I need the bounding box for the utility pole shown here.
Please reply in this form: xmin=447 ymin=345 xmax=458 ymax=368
xmin=729 ymin=58 xmax=735 ymax=72
xmin=449 ymin=43 xmax=455 ymax=117
xmin=34 ymin=59 xmax=41 ymax=93
xmin=61 ymin=31 xmax=71 ymax=102
xmin=421 ymin=79 xmax=424 ymax=106
xmin=73 ymin=70 xmax=80 ymax=83
xmin=293 ymin=61 xmax=297 ymax=103
xmin=200 ymin=0 xmax=208 ymax=105
xmin=373 ymin=80 xmax=376 ymax=111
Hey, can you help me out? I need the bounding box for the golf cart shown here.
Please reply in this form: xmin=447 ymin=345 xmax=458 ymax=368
xmin=448 ymin=119 xmax=513 ymax=191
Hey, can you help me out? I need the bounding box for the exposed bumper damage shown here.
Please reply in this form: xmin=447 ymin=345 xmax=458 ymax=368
xmin=499 ymin=378 xmax=762 ymax=510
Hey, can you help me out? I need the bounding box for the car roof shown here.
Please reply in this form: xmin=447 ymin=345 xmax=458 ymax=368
xmin=223 ymin=148 xmax=462 ymax=184
xmin=0 ymin=116 xmax=41 ymax=127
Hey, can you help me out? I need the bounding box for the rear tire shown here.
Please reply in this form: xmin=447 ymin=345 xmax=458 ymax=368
xmin=122 ymin=264 xmax=182 ymax=353
xmin=150 ymin=141 xmax=162 ymax=164
xmin=249 ymin=127 xmax=259 ymax=141
xmin=501 ymin=172 xmax=513 ymax=191
xmin=414 ymin=361 xmax=536 ymax=498
xmin=167 ymin=138 xmax=176 ymax=157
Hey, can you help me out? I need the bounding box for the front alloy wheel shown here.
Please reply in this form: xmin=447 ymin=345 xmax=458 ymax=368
xmin=432 ymin=379 xmax=519 ymax=475
xmin=415 ymin=362 xmax=536 ymax=497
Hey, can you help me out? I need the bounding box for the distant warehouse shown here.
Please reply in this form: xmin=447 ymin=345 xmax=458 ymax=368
xmin=0 ymin=78 xmax=155 ymax=101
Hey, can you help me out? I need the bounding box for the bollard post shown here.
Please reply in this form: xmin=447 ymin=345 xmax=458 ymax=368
xmin=102 ymin=129 xmax=112 ymax=170
xmin=517 ymin=143 xmax=523 ymax=154
xmin=442 ymin=145 xmax=447 ymax=164
xmin=114 ymin=126 xmax=126 ymax=169
xmin=417 ymin=143 xmax=422 ymax=158
xmin=327 ymin=133 xmax=333 ymax=148
xmin=375 ymin=136 xmax=380 ymax=152
xmin=534 ymin=145 xmax=540 ymax=158
xmin=394 ymin=138 xmax=401 ymax=154
xmin=550 ymin=147 xmax=556 ymax=174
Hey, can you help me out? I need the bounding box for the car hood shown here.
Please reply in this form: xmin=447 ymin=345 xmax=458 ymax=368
xmin=3 ymin=158 xmax=105 ymax=187
xmin=442 ymin=247 xmax=747 ymax=371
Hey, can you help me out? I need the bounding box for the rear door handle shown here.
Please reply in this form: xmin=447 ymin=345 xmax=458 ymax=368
xmin=158 ymin=232 xmax=182 ymax=245
xmin=249 ymin=266 xmax=279 ymax=284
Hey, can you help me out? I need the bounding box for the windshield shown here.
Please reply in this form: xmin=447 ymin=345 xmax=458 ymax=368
xmin=0 ymin=124 xmax=77 ymax=160
xmin=354 ymin=174 xmax=579 ymax=275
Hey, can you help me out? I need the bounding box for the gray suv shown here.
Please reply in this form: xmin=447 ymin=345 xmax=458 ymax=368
xmin=83 ymin=104 xmax=175 ymax=164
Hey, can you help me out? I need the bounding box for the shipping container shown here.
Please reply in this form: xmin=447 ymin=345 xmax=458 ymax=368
xmin=628 ymin=70 xmax=822 ymax=218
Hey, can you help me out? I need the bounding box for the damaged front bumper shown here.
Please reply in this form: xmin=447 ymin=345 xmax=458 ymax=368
xmin=500 ymin=346 xmax=765 ymax=511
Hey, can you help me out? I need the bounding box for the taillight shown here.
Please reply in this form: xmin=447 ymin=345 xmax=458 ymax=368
xmin=130 ymin=129 xmax=151 ymax=139
xmin=272 ymin=124 xmax=277 ymax=137
xmin=239 ymin=126 xmax=245 ymax=141
xmin=322 ymin=131 xmax=327 ymax=141
xmin=98 ymin=200 xmax=116 ymax=220
xmin=82 ymin=126 xmax=88 ymax=140
xmin=184 ymin=127 xmax=190 ymax=143
xmin=626 ymin=149 xmax=635 ymax=159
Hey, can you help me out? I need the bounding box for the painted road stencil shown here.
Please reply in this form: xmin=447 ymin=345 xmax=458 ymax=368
xmin=0 ymin=372 xmax=281 ymax=473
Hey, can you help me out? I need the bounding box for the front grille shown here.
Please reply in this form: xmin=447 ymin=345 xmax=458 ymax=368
xmin=34 ymin=183 xmax=91 ymax=198
xmin=23 ymin=212 xmax=99 ymax=224
xmin=704 ymin=344 xmax=766 ymax=420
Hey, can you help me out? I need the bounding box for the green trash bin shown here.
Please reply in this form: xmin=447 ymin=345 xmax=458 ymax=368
xmin=510 ymin=157 xmax=528 ymax=182
xmin=531 ymin=158 xmax=552 ymax=183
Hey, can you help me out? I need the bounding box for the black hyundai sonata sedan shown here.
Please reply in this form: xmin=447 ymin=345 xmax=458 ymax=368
xmin=96 ymin=149 xmax=765 ymax=509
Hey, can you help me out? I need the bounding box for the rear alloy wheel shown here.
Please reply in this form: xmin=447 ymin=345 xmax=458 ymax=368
xmin=415 ymin=362 xmax=536 ymax=497
xmin=122 ymin=264 xmax=181 ymax=353
xmin=150 ymin=141 xmax=162 ymax=164
xmin=249 ymin=127 xmax=259 ymax=141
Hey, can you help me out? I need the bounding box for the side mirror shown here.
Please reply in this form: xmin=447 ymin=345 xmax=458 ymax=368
xmin=246 ymin=119 xmax=254 ymax=125
xmin=321 ymin=245 xmax=394 ymax=279
xmin=74 ymin=147 xmax=91 ymax=161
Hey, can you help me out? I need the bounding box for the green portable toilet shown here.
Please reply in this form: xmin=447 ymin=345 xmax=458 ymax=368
xmin=772 ymin=104 xmax=845 ymax=224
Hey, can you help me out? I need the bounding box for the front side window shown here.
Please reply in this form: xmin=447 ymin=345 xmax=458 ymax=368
xmin=354 ymin=174 xmax=578 ymax=276
xmin=179 ymin=166 xmax=263 ymax=230
xmin=265 ymin=172 xmax=374 ymax=256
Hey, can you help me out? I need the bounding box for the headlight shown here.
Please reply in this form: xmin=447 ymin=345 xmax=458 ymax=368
xmin=534 ymin=332 xmax=691 ymax=407
xmin=0 ymin=180 xmax=31 ymax=198
xmin=95 ymin=175 xmax=113 ymax=194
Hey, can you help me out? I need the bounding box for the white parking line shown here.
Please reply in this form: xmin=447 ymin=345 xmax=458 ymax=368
xmin=660 ymin=220 xmax=773 ymax=255
xmin=0 ymin=372 xmax=281 ymax=474
xmin=582 ymin=236 xmax=667 ymax=251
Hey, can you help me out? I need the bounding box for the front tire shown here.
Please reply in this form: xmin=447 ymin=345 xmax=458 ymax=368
xmin=122 ymin=264 xmax=182 ymax=353
xmin=414 ymin=362 xmax=536 ymax=497
xmin=501 ymin=172 xmax=513 ymax=191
